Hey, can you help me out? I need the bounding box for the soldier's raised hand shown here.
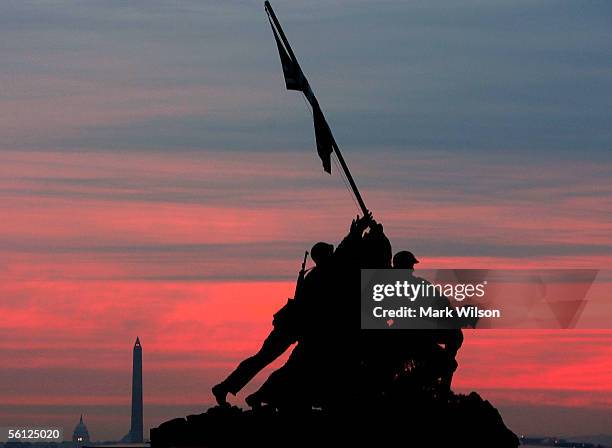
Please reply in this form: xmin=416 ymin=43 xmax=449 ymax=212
xmin=351 ymin=212 xmax=373 ymax=234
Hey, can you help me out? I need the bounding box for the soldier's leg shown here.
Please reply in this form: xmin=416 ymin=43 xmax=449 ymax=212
xmin=245 ymin=363 xmax=290 ymax=408
xmin=213 ymin=328 xmax=294 ymax=405
xmin=245 ymin=345 xmax=308 ymax=411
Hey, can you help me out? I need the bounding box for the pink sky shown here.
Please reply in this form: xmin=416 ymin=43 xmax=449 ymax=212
xmin=1 ymin=149 xmax=611 ymax=439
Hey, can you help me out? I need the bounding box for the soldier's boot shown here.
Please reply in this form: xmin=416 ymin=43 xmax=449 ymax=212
xmin=245 ymin=392 xmax=263 ymax=409
xmin=212 ymin=382 xmax=230 ymax=407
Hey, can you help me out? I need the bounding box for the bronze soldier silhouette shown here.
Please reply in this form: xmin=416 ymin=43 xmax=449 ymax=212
xmin=358 ymin=250 xmax=465 ymax=404
xmin=212 ymin=243 xmax=331 ymax=406
xmin=242 ymin=236 xmax=337 ymax=411
xmin=241 ymin=216 xmax=371 ymax=412
xmin=391 ymin=251 xmax=463 ymax=397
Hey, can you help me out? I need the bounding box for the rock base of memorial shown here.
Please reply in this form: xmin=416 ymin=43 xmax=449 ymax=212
xmin=151 ymin=391 xmax=519 ymax=448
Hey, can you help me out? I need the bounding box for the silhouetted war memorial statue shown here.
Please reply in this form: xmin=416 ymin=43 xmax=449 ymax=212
xmin=151 ymin=3 xmax=519 ymax=447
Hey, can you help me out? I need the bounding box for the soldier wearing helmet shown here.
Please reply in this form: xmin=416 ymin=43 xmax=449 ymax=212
xmin=212 ymin=240 xmax=334 ymax=407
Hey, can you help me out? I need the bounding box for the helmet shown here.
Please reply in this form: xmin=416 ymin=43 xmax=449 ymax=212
xmin=393 ymin=251 xmax=419 ymax=268
xmin=311 ymin=242 xmax=334 ymax=265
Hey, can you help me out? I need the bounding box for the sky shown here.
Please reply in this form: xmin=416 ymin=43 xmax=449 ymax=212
xmin=1 ymin=0 xmax=611 ymax=441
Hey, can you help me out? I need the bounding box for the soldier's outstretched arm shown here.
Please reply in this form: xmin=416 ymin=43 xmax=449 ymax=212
xmin=335 ymin=213 xmax=372 ymax=258
xmin=335 ymin=230 xmax=360 ymax=261
xmin=351 ymin=212 xmax=373 ymax=235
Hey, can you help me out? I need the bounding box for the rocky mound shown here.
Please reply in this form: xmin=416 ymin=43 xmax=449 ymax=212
xmin=151 ymin=391 xmax=519 ymax=448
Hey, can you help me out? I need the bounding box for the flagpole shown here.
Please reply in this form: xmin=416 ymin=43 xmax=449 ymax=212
xmin=264 ymin=1 xmax=369 ymax=216
xmin=326 ymin=119 xmax=369 ymax=216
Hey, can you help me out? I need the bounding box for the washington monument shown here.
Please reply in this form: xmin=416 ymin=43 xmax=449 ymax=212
xmin=122 ymin=337 xmax=143 ymax=443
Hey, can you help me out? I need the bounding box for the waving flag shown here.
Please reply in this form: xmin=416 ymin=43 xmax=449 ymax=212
xmin=269 ymin=18 xmax=304 ymax=91
xmin=313 ymin=106 xmax=333 ymax=173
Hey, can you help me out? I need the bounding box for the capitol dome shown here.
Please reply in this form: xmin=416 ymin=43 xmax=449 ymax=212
xmin=72 ymin=414 xmax=90 ymax=444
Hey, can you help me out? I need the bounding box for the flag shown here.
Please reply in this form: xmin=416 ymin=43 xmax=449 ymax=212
xmin=313 ymin=106 xmax=333 ymax=174
xmin=269 ymin=17 xmax=304 ymax=91
xmin=267 ymin=5 xmax=331 ymax=174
